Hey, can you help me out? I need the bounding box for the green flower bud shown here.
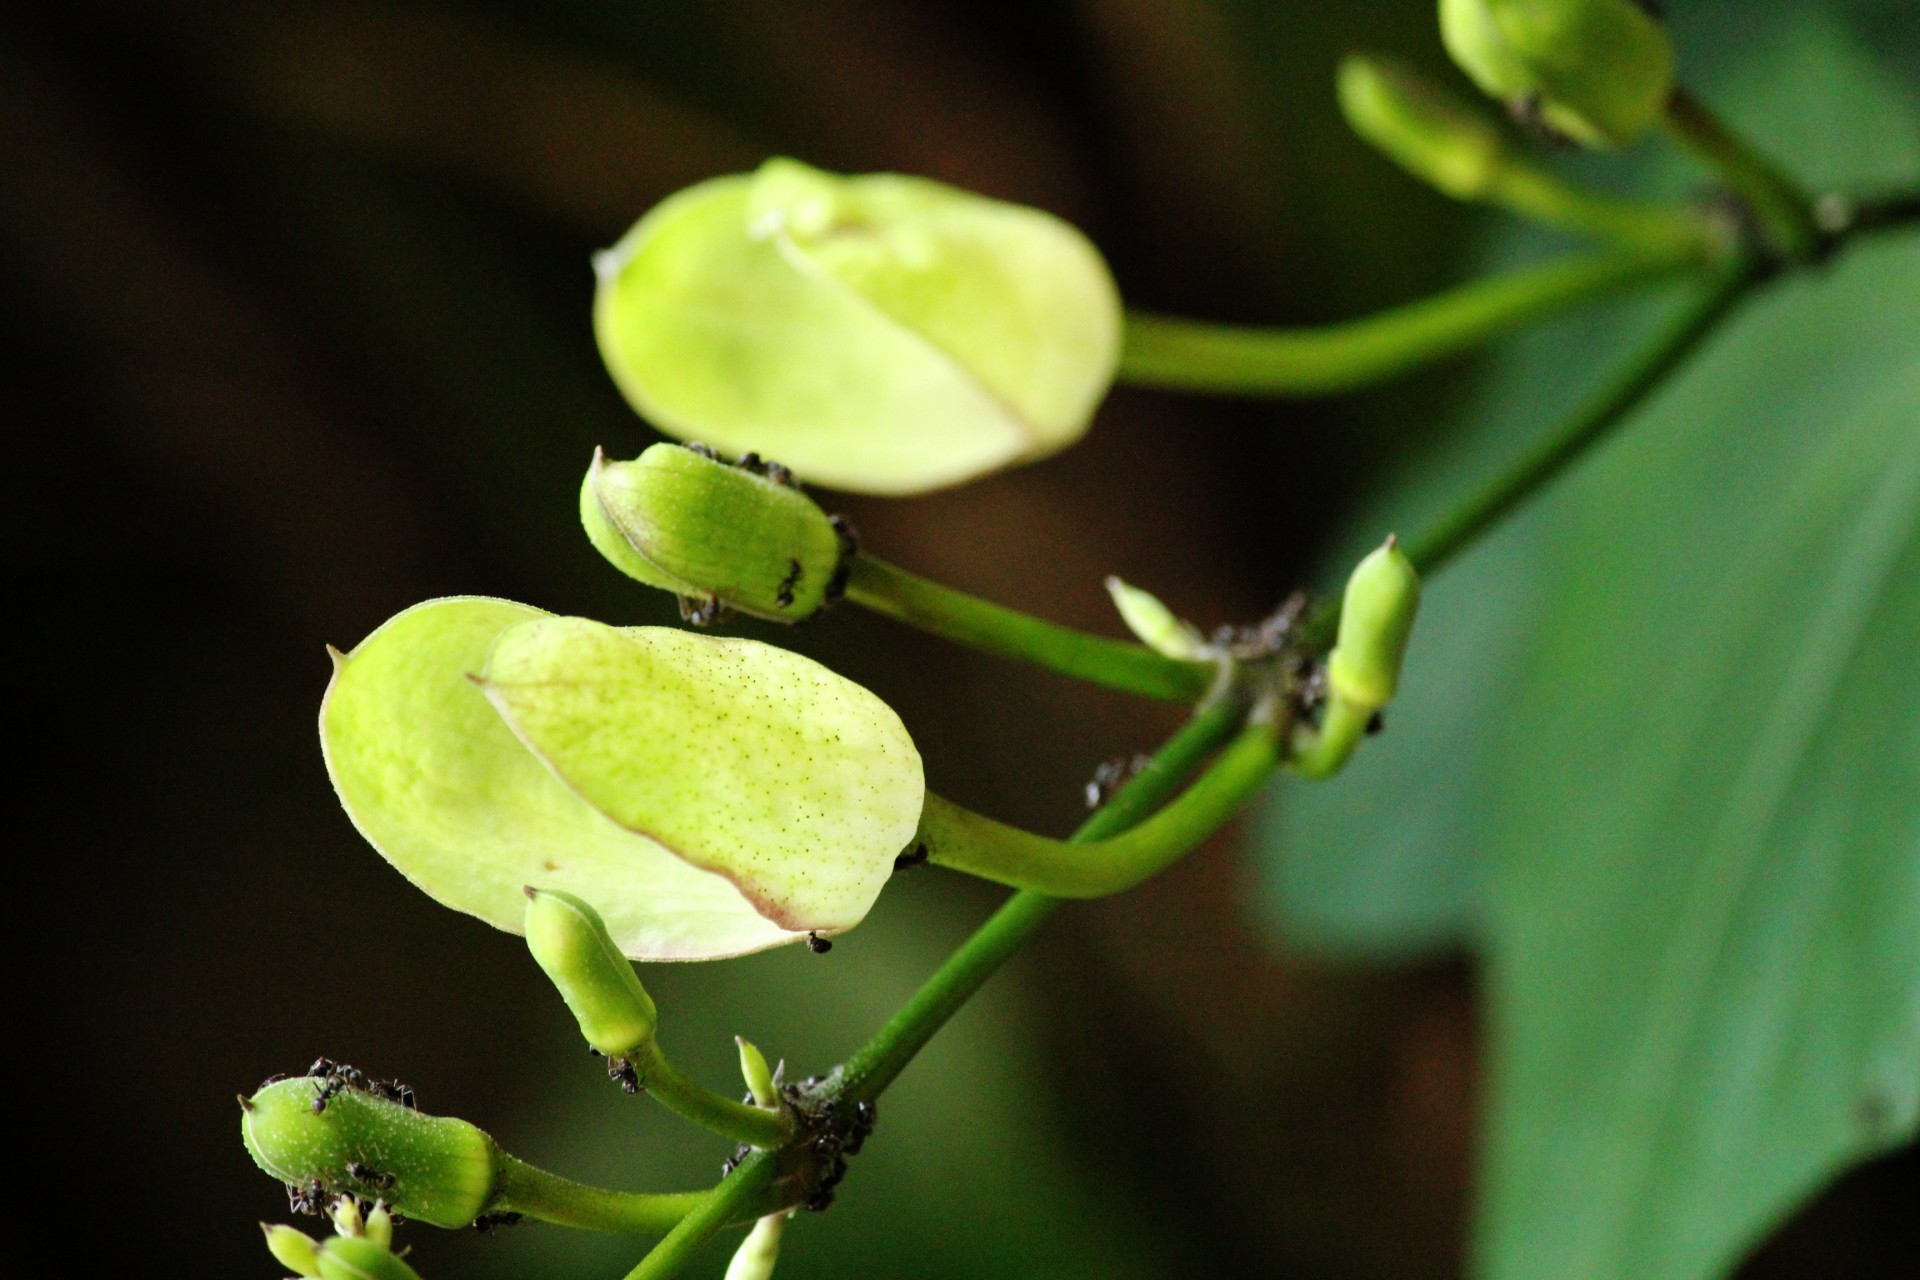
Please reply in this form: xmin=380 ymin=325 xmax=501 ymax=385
xmin=724 ymin=1213 xmax=789 ymax=1280
xmin=1439 ymin=0 xmax=1673 ymax=146
xmin=1104 ymin=577 xmax=1207 ymax=661
xmin=581 ymin=445 xmax=847 ymax=621
xmin=323 ymin=599 xmax=924 ymax=960
xmin=736 ymin=1036 xmax=777 ymax=1109
xmin=263 ymin=1224 xmax=323 ymax=1278
xmin=1338 ymin=55 xmax=1507 ymax=199
xmin=362 ymin=1204 xmax=394 ymax=1250
xmin=524 ymin=888 xmax=659 ymax=1058
xmin=1326 ymin=537 xmax=1422 ymax=712
xmin=241 ymin=1078 xmax=499 ymax=1230
xmin=593 ymin=157 xmax=1122 ymax=495
xmin=315 ymin=1237 xmax=424 ymax=1280
xmin=330 ymin=1197 xmax=364 ymax=1238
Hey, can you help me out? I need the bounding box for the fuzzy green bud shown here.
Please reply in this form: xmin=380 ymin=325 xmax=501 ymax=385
xmin=1439 ymin=0 xmax=1673 ymax=146
xmin=315 ymin=1237 xmax=424 ymax=1280
xmin=241 ymin=1078 xmax=498 ymax=1229
xmin=1338 ymin=55 xmax=1507 ymax=199
xmin=263 ymin=1224 xmax=323 ymax=1278
xmin=1327 ymin=537 xmax=1422 ymax=711
xmin=594 ymin=157 xmax=1121 ymax=495
xmin=524 ymin=888 xmax=660 ymax=1059
xmin=582 ymin=445 xmax=846 ymax=622
xmin=725 ymin=1213 xmax=789 ymax=1280
xmin=736 ymin=1036 xmax=778 ymax=1109
xmin=1104 ymin=576 xmax=1207 ymax=661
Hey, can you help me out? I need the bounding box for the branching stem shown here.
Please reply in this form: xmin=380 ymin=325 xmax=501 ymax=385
xmin=843 ymin=555 xmax=1212 ymax=701
xmin=634 ymin=1040 xmax=789 ymax=1149
xmin=1118 ymin=249 xmax=1700 ymax=396
xmin=622 ymin=1157 xmax=780 ymax=1280
xmin=918 ymin=713 xmax=1281 ymax=897
xmin=841 ymin=695 xmax=1249 ymax=1101
xmin=492 ymin=1157 xmax=710 ymax=1235
xmin=1662 ymin=89 xmax=1820 ymax=261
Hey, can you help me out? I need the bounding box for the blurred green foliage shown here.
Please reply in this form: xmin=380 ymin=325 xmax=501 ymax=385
xmin=1259 ymin=5 xmax=1919 ymax=1280
xmin=6 ymin=2 xmax=1915 ymax=1279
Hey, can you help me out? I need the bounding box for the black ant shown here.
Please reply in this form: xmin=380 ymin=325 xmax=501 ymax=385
xmin=678 ymin=593 xmax=727 ymax=627
xmin=894 ymin=843 xmax=928 ymax=872
xmin=776 ymin=558 xmax=804 ymax=608
xmin=806 ymin=932 xmax=833 ymax=954
xmin=825 ymin=515 xmax=860 ymax=601
xmin=346 ymin=1161 xmax=395 ymax=1190
xmin=472 ymin=1212 xmax=523 ymax=1234
xmin=286 ymin=1179 xmax=330 ymax=1216
xmin=606 ymin=1055 xmax=641 ymax=1094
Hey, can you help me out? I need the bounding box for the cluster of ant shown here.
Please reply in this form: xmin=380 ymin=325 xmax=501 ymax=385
xmin=254 ymin=1059 xmax=422 ymax=1222
xmin=717 ymin=1070 xmax=879 ymax=1214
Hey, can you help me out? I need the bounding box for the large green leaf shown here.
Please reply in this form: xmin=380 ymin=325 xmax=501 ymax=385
xmin=1257 ymin=5 xmax=1920 ymax=1279
xmin=1479 ymin=233 xmax=1920 ymax=1280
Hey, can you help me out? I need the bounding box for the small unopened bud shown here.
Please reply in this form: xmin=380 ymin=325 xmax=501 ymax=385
xmin=736 ymin=1036 xmax=777 ymax=1109
xmin=241 ymin=1078 xmax=498 ymax=1229
xmin=1291 ymin=537 xmax=1421 ymax=780
xmin=363 ymin=1204 xmax=394 ymax=1250
xmin=1105 ymin=577 xmax=1207 ymax=661
xmin=315 ymin=1236 xmax=424 ymax=1280
xmin=1327 ymin=537 xmax=1421 ymax=711
xmin=1338 ymin=55 xmax=1506 ymax=199
xmin=724 ymin=1213 xmax=790 ymax=1280
xmin=524 ymin=888 xmax=659 ymax=1059
xmin=582 ymin=445 xmax=846 ymax=622
xmin=263 ymin=1224 xmax=323 ymax=1278
xmin=330 ymin=1197 xmax=363 ymax=1238
xmin=1439 ymin=0 xmax=1673 ymax=147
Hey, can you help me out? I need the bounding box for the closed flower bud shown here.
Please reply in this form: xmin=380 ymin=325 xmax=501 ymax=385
xmin=241 ymin=1077 xmax=498 ymax=1230
xmin=323 ymin=599 xmax=924 ymax=960
xmin=1338 ymin=55 xmax=1507 ymax=199
xmin=263 ymin=1224 xmax=323 ymax=1278
xmin=736 ymin=1036 xmax=777 ymax=1109
xmin=581 ymin=445 xmax=846 ymax=621
xmin=1104 ymin=577 xmax=1207 ymax=661
xmin=1439 ymin=0 xmax=1673 ymax=147
xmin=315 ymin=1237 xmax=424 ymax=1280
xmin=362 ymin=1204 xmax=394 ymax=1250
xmin=524 ymin=888 xmax=659 ymax=1059
xmin=1327 ymin=537 xmax=1422 ymax=712
xmin=593 ymin=157 xmax=1122 ymax=495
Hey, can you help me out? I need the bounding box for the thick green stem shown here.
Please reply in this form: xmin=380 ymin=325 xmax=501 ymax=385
xmin=1399 ymin=264 xmax=1758 ymax=578
xmin=622 ymin=1157 xmax=780 ymax=1280
xmin=635 ymin=1040 xmax=788 ymax=1149
xmin=1118 ymin=250 xmax=1698 ymax=396
xmin=491 ymin=1156 xmax=708 ymax=1235
xmin=1299 ymin=262 xmax=1759 ymax=652
xmin=919 ymin=716 xmax=1280 ymax=897
xmin=1486 ymin=164 xmax=1719 ymax=259
xmin=843 ymin=555 xmax=1212 ymax=702
xmin=1662 ymin=89 xmax=1820 ymax=261
xmin=841 ymin=695 xmax=1248 ymax=1102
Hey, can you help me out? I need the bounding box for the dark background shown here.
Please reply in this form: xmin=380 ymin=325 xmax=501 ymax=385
xmin=4 ymin=2 xmax=1911 ymax=1277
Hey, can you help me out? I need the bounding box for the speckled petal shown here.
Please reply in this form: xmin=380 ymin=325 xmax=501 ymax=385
xmin=321 ymin=597 xmax=810 ymax=959
xmin=477 ymin=617 xmax=924 ymax=933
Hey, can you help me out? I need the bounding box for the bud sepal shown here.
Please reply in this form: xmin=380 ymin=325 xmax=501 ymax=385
xmin=582 ymin=444 xmax=848 ymax=622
